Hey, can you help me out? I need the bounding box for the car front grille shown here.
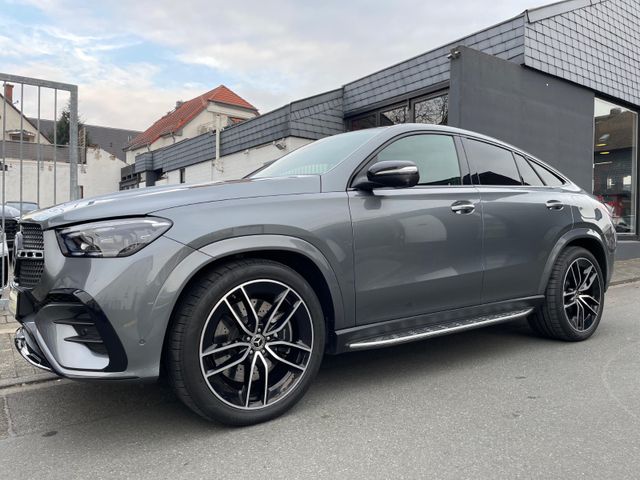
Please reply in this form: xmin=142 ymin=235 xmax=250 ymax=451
xmin=15 ymin=222 xmax=45 ymax=288
xmin=21 ymin=222 xmax=45 ymax=250
xmin=3 ymin=218 xmax=18 ymax=243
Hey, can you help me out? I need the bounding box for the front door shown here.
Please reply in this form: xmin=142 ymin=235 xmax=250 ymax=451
xmin=349 ymin=133 xmax=484 ymax=326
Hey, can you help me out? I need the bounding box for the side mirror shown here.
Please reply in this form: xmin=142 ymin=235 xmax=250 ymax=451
xmin=354 ymin=161 xmax=419 ymax=190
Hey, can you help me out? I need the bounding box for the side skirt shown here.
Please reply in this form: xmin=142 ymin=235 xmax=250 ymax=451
xmin=330 ymin=296 xmax=543 ymax=353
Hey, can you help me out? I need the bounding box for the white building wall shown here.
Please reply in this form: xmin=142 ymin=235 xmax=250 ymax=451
xmin=0 ymin=158 xmax=70 ymax=207
xmin=166 ymin=170 xmax=181 ymax=184
xmin=79 ymin=146 xmax=127 ymax=198
xmin=184 ymin=161 xmax=214 ymax=184
xmin=182 ymin=137 xmax=313 ymax=184
xmin=0 ymin=146 xmax=125 ymax=208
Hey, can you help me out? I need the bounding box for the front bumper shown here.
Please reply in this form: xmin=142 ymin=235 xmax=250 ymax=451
xmin=11 ymin=284 xmax=130 ymax=378
xmin=11 ymin=229 xmax=197 ymax=381
xmin=14 ymin=325 xmax=52 ymax=372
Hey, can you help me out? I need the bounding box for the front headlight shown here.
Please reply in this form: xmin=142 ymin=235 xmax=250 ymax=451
xmin=57 ymin=217 xmax=172 ymax=258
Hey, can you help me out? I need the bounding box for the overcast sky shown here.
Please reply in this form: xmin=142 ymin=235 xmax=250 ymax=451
xmin=0 ymin=0 xmax=546 ymax=131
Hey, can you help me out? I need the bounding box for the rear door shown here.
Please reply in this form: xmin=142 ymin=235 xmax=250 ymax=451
xmin=462 ymin=137 xmax=574 ymax=303
xmin=349 ymin=133 xmax=483 ymax=325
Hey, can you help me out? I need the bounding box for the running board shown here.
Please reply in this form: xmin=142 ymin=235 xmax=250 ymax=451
xmin=347 ymin=308 xmax=534 ymax=350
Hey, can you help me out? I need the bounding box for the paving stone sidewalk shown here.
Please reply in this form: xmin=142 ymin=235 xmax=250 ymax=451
xmin=1 ymin=258 xmax=640 ymax=389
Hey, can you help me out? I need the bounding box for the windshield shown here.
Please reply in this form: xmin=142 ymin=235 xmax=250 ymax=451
xmin=252 ymin=129 xmax=379 ymax=178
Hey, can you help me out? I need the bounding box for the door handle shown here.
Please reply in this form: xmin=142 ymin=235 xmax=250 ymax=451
xmin=451 ymin=200 xmax=475 ymax=215
xmin=545 ymin=200 xmax=564 ymax=210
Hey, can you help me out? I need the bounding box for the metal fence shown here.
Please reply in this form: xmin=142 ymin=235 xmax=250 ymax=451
xmin=0 ymin=72 xmax=79 ymax=304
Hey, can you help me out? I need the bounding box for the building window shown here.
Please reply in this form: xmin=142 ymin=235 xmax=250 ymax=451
xmin=380 ymin=105 xmax=409 ymax=126
xmin=179 ymin=168 xmax=186 ymax=184
xmin=350 ymin=114 xmax=376 ymax=130
xmin=7 ymin=130 xmax=35 ymax=142
xmin=593 ymin=98 xmax=637 ymax=234
xmin=348 ymin=91 xmax=448 ymax=130
xmin=413 ymin=93 xmax=448 ymax=125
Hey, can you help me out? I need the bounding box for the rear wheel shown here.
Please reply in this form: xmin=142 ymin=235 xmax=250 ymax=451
xmin=167 ymin=259 xmax=325 ymax=425
xmin=529 ymin=246 xmax=604 ymax=341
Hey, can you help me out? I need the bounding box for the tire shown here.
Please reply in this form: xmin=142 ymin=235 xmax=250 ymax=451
xmin=167 ymin=259 xmax=325 ymax=425
xmin=528 ymin=246 xmax=604 ymax=341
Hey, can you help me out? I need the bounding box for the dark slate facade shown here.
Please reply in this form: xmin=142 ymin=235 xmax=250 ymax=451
xmin=524 ymin=0 xmax=639 ymax=107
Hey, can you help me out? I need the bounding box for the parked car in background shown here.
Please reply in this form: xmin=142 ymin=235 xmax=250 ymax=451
xmin=4 ymin=201 xmax=39 ymax=216
xmin=0 ymin=205 xmax=21 ymax=259
xmin=10 ymin=124 xmax=616 ymax=425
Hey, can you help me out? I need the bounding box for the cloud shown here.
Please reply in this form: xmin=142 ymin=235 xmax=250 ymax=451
xmin=1 ymin=0 xmax=537 ymax=129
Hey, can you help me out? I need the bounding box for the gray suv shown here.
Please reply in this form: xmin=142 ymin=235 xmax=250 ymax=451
xmin=11 ymin=124 xmax=616 ymax=425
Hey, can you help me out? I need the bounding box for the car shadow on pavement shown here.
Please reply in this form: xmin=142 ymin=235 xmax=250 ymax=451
xmin=2 ymin=319 xmax=548 ymax=442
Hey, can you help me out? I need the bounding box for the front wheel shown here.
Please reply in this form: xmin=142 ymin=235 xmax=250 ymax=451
xmin=529 ymin=246 xmax=604 ymax=341
xmin=167 ymin=259 xmax=325 ymax=425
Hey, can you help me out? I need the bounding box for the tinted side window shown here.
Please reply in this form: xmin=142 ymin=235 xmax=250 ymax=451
xmin=376 ymin=134 xmax=461 ymax=186
xmin=529 ymin=161 xmax=565 ymax=186
xmin=464 ymin=139 xmax=521 ymax=186
xmin=514 ymin=153 xmax=544 ymax=186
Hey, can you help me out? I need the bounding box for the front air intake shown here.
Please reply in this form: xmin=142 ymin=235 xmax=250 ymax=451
xmin=14 ymin=222 xmax=45 ymax=288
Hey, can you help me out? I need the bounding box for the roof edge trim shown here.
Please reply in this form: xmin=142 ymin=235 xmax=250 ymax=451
xmin=526 ymin=0 xmax=605 ymax=23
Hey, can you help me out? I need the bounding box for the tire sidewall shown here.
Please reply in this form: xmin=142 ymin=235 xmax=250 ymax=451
xmin=547 ymin=247 xmax=604 ymax=341
xmin=176 ymin=261 xmax=325 ymax=425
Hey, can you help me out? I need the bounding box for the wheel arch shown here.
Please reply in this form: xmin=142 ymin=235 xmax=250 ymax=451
xmin=156 ymin=235 xmax=347 ymax=369
xmin=538 ymin=228 xmax=611 ymax=294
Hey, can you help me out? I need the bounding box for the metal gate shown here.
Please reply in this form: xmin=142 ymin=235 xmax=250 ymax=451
xmin=0 ymin=73 xmax=79 ymax=307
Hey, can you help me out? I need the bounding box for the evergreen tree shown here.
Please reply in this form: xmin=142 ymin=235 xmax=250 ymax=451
xmin=52 ymin=103 xmax=90 ymax=145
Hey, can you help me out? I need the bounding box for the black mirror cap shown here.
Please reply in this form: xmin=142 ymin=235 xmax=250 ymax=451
xmin=354 ymin=160 xmax=420 ymax=190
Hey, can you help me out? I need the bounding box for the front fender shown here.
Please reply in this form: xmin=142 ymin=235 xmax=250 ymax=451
xmin=146 ymin=234 xmax=349 ymax=376
xmin=199 ymin=235 xmax=347 ymax=330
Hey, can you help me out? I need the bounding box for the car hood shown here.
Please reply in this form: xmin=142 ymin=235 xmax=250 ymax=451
xmin=23 ymin=175 xmax=321 ymax=229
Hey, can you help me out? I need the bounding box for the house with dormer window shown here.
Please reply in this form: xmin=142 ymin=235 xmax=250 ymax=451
xmin=123 ymin=85 xmax=258 ymax=168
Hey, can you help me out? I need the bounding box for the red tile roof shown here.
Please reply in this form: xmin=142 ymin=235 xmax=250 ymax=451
xmin=126 ymin=85 xmax=257 ymax=151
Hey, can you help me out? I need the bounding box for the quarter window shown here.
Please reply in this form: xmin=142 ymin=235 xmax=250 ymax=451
xmin=463 ymin=139 xmax=521 ymax=186
xmin=529 ymin=161 xmax=565 ymax=186
xmin=514 ymin=154 xmax=544 ymax=186
xmin=375 ymin=134 xmax=461 ymax=186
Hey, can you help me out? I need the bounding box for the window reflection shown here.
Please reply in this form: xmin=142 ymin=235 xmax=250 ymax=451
xmin=375 ymin=134 xmax=461 ymax=186
xmin=414 ymin=94 xmax=448 ymax=125
xmin=593 ymin=98 xmax=637 ymax=234
xmin=380 ymin=106 xmax=408 ymax=126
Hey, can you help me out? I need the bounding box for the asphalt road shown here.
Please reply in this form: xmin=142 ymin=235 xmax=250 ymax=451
xmin=1 ymin=282 xmax=639 ymax=479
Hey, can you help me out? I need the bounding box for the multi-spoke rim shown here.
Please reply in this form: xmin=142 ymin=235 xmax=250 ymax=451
xmin=199 ymin=279 xmax=314 ymax=410
xmin=562 ymin=257 xmax=602 ymax=332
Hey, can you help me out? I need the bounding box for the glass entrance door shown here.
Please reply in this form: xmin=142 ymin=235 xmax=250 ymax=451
xmin=593 ymin=98 xmax=638 ymax=234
